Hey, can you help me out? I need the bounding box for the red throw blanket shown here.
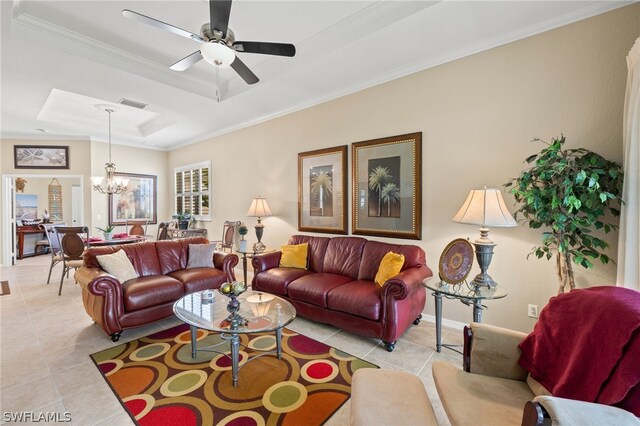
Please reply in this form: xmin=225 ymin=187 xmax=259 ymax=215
xmin=519 ymin=286 xmax=640 ymax=415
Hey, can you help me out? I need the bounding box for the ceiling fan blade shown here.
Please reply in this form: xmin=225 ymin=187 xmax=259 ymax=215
xmin=122 ymin=9 xmax=203 ymax=43
xmin=230 ymin=57 xmax=259 ymax=85
xmin=170 ymin=51 xmax=204 ymax=71
xmin=233 ymin=41 xmax=296 ymax=57
xmin=210 ymin=0 xmax=232 ymax=39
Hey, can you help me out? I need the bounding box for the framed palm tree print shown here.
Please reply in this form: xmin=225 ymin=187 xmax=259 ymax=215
xmin=352 ymin=132 xmax=422 ymax=239
xmin=298 ymin=145 xmax=348 ymax=234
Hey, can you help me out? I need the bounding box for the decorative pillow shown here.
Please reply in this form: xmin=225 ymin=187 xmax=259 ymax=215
xmin=374 ymin=251 xmax=405 ymax=287
xmin=187 ymin=243 xmax=217 ymax=269
xmin=96 ymin=249 xmax=139 ymax=283
xmin=279 ymin=243 xmax=309 ymax=269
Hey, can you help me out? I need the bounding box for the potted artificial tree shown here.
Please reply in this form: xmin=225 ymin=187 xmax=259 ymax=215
xmin=238 ymin=225 xmax=248 ymax=252
xmin=505 ymin=135 xmax=624 ymax=294
xmin=96 ymin=225 xmax=115 ymax=241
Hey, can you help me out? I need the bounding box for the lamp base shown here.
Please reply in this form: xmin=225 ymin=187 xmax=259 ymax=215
xmin=470 ymin=240 xmax=498 ymax=288
xmin=253 ymin=241 xmax=266 ymax=253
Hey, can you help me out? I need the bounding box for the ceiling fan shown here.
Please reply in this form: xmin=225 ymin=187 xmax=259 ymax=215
xmin=122 ymin=0 xmax=296 ymax=85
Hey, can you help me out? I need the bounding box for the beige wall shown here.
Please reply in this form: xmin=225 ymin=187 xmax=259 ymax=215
xmin=0 ymin=140 xmax=169 ymax=260
xmin=90 ymin=141 xmax=170 ymax=238
xmin=169 ymin=5 xmax=640 ymax=332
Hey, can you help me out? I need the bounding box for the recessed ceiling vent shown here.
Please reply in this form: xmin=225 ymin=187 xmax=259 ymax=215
xmin=118 ymin=98 xmax=147 ymax=109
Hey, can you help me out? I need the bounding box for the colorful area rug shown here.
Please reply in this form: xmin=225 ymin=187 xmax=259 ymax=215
xmin=91 ymin=323 xmax=377 ymax=425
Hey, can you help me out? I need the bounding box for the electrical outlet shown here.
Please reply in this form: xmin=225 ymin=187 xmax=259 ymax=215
xmin=96 ymin=214 xmax=102 ymax=221
xmin=528 ymin=304 xmax=539 ymax=318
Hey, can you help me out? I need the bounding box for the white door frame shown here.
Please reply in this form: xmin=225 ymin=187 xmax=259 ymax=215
xmin=1 ymin=174 xmax=84 ymax=266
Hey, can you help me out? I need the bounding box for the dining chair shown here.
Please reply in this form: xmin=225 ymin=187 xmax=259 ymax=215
xmin=211 ymin=220 xmax=241 ymax=252
xmin=43 ymin=223 xmax=66 ymax=285
xmin=156 ymin=222 xmax=170 ymax=241
xmin=55 ymin=226 xmax=89 ymax=296
xmin=126 ymin=219 xmax=149 ymax=236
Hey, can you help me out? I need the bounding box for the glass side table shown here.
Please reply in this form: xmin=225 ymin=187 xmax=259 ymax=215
xmin=423 ymin=278 xmax=507 ymax=353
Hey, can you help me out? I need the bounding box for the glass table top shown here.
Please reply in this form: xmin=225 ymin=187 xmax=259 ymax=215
xmin=173 ymin=290 xmax=296 ymax=333
xmin=423 ymin=277 xmax=508 ymax=301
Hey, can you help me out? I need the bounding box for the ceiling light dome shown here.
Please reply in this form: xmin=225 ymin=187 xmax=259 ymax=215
xmin=200 ymin=42 xmax=235 ymax=67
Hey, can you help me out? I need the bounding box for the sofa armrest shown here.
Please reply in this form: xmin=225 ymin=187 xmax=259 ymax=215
xmin=466 ymin=322 xmax=528 ymax=381
xmin=75 ymin=267 xmax=125 ymax=336
xmin=524 ymin=396 xmax=640 ymax=426
xmin=252 ymin=251 xmax=282 ymax=274
xmin=382 ymin=265 xmax=432 ymax=300
xmin=213 ymin=251 xmax=238 ymax=282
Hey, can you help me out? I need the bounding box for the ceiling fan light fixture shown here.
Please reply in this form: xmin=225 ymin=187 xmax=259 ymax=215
xmin=200 ymin=42 xmax=235 ymax=67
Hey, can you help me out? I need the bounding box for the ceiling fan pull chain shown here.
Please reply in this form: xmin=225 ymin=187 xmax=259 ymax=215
xmin=216 ymin=66 xmax=221 ymax=103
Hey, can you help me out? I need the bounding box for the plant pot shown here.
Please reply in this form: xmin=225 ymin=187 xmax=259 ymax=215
xmin=239 ymin=240 xmax=248 ymax=252
xmin=178 ymin=220 xmax=189 ymax=230
xmin=103 ymin=232 xmax=113 ymax=241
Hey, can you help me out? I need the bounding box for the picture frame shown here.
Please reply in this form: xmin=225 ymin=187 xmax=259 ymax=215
xmin=14 ymin=145 xmax=69 ymax=169
xmin=298 ymin=145 xmax=348 ymax=234
xmin=352 ymin=132 xmax=422 ymax=240
xmin=109 ymin=173 xmax=157 ymax=226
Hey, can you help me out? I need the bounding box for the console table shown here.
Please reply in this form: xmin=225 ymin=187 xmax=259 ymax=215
xmin=423 ymin=278 xmax=507 ymax=353
xmin=16 ymin=225 xmax=46 ymax=259
xmin=167 ymin=228 xmax=208 ymax=239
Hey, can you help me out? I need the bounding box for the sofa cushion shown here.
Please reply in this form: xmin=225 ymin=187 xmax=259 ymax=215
xmin=122 ymin=275 xmax=185 ymax=312
xmin=374 ymin=252 xmax=405 ymax=286
xmin=287 ymin=273 xmax=353 ymax=308
xmin=121 ymin=242 xmax=162 ymax=276
xmin=154 ymin=237 xmax=209 ymax=275
xmin=186 ymin=243 xmax=217 ymax=269
xmin=289 ymin=235 xmax=330 ymax=273
xmin=169 ymin=268 xmax=227 ymax=293
xmin=432 ymin=360 xmax=535 ymax=426
xmin=327 ymin=280 xmax=382 ymax=320
xmin=358 ymin=241 xmax=425 ymax=282
xmin=322 ymin=237 xmax=367 ymax=279
xmin=96 ymin=249 xmax=139 ymax=283
xmin=253 ymin=268 xmax=313 ymax=296
xmin=279 ymin=243 xmax=308 ymax=269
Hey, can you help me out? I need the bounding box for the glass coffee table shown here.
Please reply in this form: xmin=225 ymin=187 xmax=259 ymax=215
xmin=173 ymin=290 xmax=296 ymax=387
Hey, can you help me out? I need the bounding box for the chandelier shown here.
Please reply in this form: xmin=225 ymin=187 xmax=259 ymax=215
xmin=91 ymin=107 xmax=129 ymax=195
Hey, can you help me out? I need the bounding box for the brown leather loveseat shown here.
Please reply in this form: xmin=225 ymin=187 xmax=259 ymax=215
xmin=76 ymin=237 xmax=238 ymax=341
xmin=252 ymin=235 xmax=432 ymax=351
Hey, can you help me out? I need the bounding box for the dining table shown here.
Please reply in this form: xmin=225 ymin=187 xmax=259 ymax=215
xmin=86 ymin=234 xmax=148 ymax=247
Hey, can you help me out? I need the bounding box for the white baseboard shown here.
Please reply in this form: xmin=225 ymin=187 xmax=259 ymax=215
xmin=422 ymin=314 xmax=467 ymax=331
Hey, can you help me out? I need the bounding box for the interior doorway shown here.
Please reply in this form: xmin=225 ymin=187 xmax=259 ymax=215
xmin=1 ymin=174 xmax=84 ymax=266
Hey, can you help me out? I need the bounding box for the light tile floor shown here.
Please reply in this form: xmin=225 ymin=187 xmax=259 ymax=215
xmin=1 ymin=255 xmax=463 ymax=425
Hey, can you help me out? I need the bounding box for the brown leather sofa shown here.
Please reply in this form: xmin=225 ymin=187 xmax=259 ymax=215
xmin=75 ymin=237 xmax=238 ymax=341
xmin=252 ymin=235 xmax=432 ymax=351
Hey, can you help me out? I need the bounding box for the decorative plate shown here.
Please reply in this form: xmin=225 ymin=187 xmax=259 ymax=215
xmin=438 ymin=238 xmax=474 ymax=284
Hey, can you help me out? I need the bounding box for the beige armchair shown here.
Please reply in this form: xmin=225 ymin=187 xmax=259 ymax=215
xmin=351 ymin=322 xmax=639 ymax=425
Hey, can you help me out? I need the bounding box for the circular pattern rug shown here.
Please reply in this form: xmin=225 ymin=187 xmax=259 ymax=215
xmin=91 ymin=323 xmax=378 ymax=425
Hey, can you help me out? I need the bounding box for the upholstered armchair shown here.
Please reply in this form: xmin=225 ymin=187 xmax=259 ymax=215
xmin=432 ymin=322 xmax=639 ymax=425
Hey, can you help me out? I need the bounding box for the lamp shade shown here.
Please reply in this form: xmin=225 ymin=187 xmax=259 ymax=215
xmin=246 ymin=197 xmax=272 ymax=218
xmin=200 ymin=42 xmax=235 ymax=68
xmin=452 ymin=188 xmax=516 ymax=227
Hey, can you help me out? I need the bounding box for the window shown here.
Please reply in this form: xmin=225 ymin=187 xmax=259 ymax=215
xmin=174 ymin=161 xmax=211 ymax=221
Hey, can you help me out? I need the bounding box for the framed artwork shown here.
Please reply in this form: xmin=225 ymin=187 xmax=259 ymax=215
xmin=352 ymin=132 xmax=422 ymax=239
xmin=16 ymin=194 xmax=38 ymax=220
xmin=298 ymin=145 xmax=348 ymax=234
xmin=14 ymin=145 xmax=69 ymax=169
xmin=109 ymin=173 xmax=157 ymax=226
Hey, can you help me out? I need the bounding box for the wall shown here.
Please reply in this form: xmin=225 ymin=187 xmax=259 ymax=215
xmin=1 ymin=139 xmax=92 ymax=261
xmin=169 ymin=5 xmax=640 ymax=332
xmin=90 ymin=141 xmax=170 ymax=238
xmin=15 ymin=176 xmax=79 ymax=223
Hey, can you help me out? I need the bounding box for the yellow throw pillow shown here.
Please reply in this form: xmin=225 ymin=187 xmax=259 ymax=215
xmin=279 ymin=243 xmax=309 ymax=269
xmin=374 ymin=251 xmax=405 ymax=287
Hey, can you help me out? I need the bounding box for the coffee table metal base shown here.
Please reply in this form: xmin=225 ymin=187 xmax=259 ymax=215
xmin=189 ymin=325 xmax=283 ymax=387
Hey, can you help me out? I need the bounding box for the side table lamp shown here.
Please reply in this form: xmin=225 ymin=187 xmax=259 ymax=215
xmin=246 ymin=196 xmax=272 ymax=253
xmin=452 ymin=187 xmax=517 ymax=288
